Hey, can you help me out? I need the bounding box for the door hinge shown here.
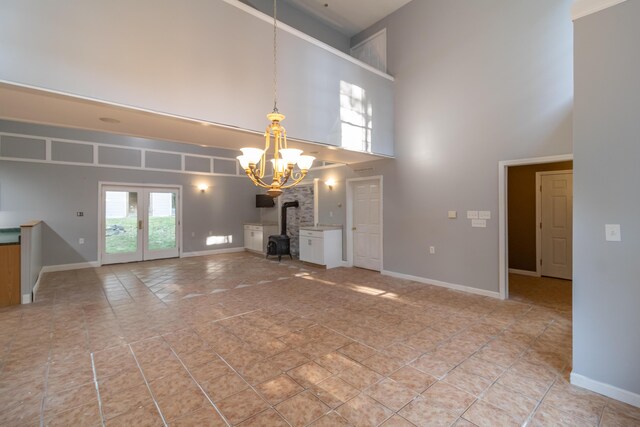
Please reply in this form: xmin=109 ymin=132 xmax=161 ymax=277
xmin=539 ymin=222 xmax=542 ymax=229
xmin=540 ymin=259 xmax=543 ymax=266
xmin=540 ymin=185 xmax=542 ymax=192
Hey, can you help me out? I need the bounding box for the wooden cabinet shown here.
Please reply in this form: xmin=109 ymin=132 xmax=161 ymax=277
xmin=244 ymin=224 xmax=278 ymax=253
xmin=299 ymin=228 xmax=342 ymax=269
xmin=0 ymin=244 xmax=21 ymax=307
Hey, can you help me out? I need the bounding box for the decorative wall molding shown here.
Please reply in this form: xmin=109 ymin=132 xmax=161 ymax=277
xmin=0 ymin=131 xmax=244 ymax=178
xmin=572 ymin=0 xmax=629 ymax=20
xmin=381 ymin=270 xmax=501 ymax=299
xmin=571 ymin=372 xmax=640 ymax=408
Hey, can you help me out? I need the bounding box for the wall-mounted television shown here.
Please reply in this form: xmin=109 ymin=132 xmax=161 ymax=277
xmin=256 ymin=194 xmax=275 ymax=208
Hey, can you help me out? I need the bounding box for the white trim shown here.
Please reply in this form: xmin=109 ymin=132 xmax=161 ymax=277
xmin=346 ymin=176 xmax=384 ymax=271
xmin=221 ymin=0 xmax=394 ymax=82
xmin=21 ymin=294 xmax=32 ymax=304
xmin=498 ymin=154 xmax=573 ymax=300
xmin=572 ymin=0 xmax=629 ymax=20
xmin=313 ymin=179 xmax=319 ymax=227
xmin=0 ymin=130 xmax=244 ymax=178
xmin=40 ymin=261 xmax=100 ymax=273
xmin=571 ymin=372 xmax=640 ymax=408
xmin=381 ymin=270 xmax=501 ymax=299
xmin=182 ymin=247 xmax=246 ymax=258
xmin=508 ymin=268 xmax=539 ymax=277
xmin=31 ymin=272 xmax=42 ymax=300
xmin=536 ymin=170 xmax=573 ymax=279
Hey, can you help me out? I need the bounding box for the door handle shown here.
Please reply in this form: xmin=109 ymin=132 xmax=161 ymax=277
xmin=138 ymin=220 xmax=143 ymax=230
xmin=352 ymin=227 xmax=357 ymax=231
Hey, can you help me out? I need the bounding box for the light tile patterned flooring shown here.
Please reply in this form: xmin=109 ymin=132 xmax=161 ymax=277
xmin=1 ymin=253 xmax=638 ymax=426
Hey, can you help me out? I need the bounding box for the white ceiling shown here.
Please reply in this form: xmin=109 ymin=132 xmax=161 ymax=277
xmin=284 ymin=0 xmax=413 ymax=37
xmin=0 ymin=83 xmax=385 ymax=164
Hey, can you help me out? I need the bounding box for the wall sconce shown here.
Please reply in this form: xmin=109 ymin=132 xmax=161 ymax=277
xmin=197 ymin=183 xmax=209 ymax=192
xmin=325 ymin=179 xmax=336 ymax=190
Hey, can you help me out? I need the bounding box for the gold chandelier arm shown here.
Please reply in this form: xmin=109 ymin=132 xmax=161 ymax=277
xmin=280 ymin=170 xmax=308 ymax=189
xmin=244 ymin=169 xmax=272 ymax=189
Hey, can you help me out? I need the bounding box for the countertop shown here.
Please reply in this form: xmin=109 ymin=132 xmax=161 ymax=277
xmin=244 ymin=222 xmax=278 ymax=226
xmin=300 ymin=226 xmax=343 ymax=231
xmin=0 ymin=228 xmax=21 ymax=246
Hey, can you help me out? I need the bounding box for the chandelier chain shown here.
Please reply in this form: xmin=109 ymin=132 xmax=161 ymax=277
xmin=273 ymin=0 xmax=278 ymax=113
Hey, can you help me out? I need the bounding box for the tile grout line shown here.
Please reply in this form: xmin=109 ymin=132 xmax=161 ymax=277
xmin=213 ymin=351 xmax=295 ymax=427
xmin=127 ymin=344 xmax=168 ymax=427
xmin=163 ymin=342 xmax=233 ymax=427
xmin=89 ymin=353 xmax=106 ymax=427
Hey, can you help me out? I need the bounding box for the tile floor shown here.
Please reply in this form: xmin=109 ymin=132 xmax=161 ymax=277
xmin=1 ymin=253 xmax=638 ymax=426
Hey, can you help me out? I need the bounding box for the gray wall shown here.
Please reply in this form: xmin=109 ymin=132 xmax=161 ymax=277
xmin=350 ymin=0 xmax=573 ymax=293
xmin=0 ymin=122 xmax=260 ymax=266
xmin=240 ymin=0 xmax=350 ymax=53
xmin=0 ymin=0 xmax=394 ymax=156
xmin=573 ymin=1 xmax=640 ymax=397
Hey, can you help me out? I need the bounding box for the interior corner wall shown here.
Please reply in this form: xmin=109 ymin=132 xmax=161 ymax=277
xmin=508 ymin=161 xmax=573 ymax=272
xmin=354 ymin=0 xmax=573 ymax=293
xmin=573 ymin=0 xmax=640 ymax=402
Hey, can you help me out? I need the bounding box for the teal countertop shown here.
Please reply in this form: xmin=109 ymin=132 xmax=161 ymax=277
xmin=0 ymin=228 xmax=21 ymax=245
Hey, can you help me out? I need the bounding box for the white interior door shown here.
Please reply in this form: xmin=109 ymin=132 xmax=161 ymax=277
xmin=540 ymin=172 xmax=573 ymax=279
xmin=353 ymin=179 xmax=381 ymax=271
xmin=101 ymin=185 xmax=180 ymax=265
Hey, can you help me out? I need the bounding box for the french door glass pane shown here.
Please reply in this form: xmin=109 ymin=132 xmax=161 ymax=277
xmin=148 ymin=192 xmax=176 ymax=251
xmin=105 ymin=191 xmax=138 ymax=254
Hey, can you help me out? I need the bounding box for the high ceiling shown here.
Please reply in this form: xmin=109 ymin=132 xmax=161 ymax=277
xmin=285 ymin=0 xmax=413 ymax=37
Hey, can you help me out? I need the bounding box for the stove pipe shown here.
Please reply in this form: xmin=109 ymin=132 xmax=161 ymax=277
xmin=281 ymin=201 xmax=299 ymax=235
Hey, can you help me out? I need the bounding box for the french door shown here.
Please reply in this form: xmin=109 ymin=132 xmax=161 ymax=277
xmin=101 ymin=185 xmax=180 ymax=265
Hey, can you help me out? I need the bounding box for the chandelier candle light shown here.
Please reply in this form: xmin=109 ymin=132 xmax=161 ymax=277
xmin=237 ymin=0 xmax=314 ymax=198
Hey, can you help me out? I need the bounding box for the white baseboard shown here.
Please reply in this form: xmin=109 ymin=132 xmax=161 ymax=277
xmin=571 ymin=372 xmax=640 ymax=408
xmin=182 ymin=247 xmax=246 ymax=258
xmin=508 ymin=268 xmax=539 ymax=277
xmin=381 ymin=270 xmax=501 ymax=299
xmin=21 ymin=294 xmax=32 ymax=304
xmin=40 ymin=261 xmax=100 ymax=273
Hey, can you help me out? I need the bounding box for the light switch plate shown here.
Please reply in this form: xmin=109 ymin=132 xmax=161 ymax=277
xmin=479 ymin=211 xmax=491 ymax=220
xmin=448 ymin=211 xmax=457 ymax=219
xmin=605 ymin=224 xmax=621 ymax=241
xmin=467 ymin=210 xmax=479 ymax=219
xmin=471 ymin=219 xmax=487 ymax=228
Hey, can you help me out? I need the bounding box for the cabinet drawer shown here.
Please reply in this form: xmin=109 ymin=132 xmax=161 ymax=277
xmin=300 ymin=229 xmax=323 ymax=238
xmin=244 ymin=225 xmax=263 ymax=231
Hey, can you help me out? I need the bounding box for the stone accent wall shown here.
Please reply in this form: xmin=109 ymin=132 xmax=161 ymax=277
xmin=280 ymin=184 xmax=314 ymax=257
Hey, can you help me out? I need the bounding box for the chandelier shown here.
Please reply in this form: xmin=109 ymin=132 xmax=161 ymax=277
xmin=237 ymin=0 xmax=314 ymax=198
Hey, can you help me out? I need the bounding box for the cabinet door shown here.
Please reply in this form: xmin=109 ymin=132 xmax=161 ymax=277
xmin=253 ymin=230 xmax=263 ymax=252
xmin=244 ymin=228 xmax=252 ymax=249
xmin=300 ymin=236 xmax=313 ymax=262
xmin=312 ymin=237 xmax=325 ymax=265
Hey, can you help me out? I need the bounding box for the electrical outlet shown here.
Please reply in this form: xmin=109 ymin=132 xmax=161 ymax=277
xmin=429 ymin=246 xmax=435 ymax=254
xmin=78 ymin=238 xmax=85 ymax=244
xmin=330 ymin=211 xmax=334 ymax=217
xmin=76 ymin=211 xmax=84 ymax=217
xmin=448 ymin=211 xmax=457 ymax=219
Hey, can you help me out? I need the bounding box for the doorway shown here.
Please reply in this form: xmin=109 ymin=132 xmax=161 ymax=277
xmin=99 ymin=184 xmax=181 ymax=265
xmin=346 ymin=176 xmax=383 ymax=271
xmin=498 ymin=154 xmax=573 ymax=299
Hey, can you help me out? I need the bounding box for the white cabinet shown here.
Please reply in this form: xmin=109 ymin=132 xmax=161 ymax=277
xmin=299 ymin=228 xmax=342 ymax=269
xmin=244 ymin=224 xmax=277 ymax=253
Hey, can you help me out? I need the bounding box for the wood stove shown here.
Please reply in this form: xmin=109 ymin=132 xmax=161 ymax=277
xmin=266 ymin=200 xmax=298 ymax=261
